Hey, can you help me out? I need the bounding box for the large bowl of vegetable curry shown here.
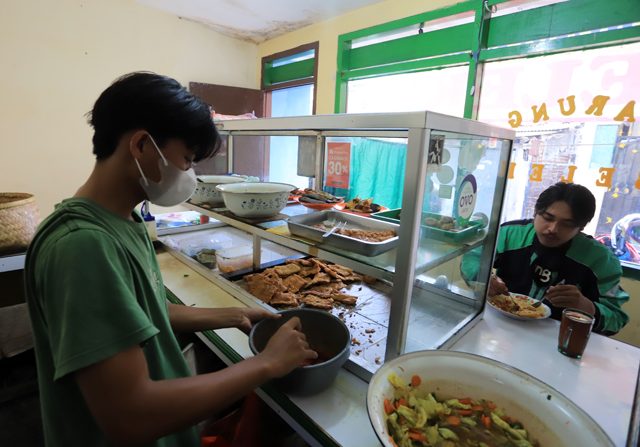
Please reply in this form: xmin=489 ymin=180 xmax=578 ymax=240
xmin=367 ymin=351 xmax=613 ymax=447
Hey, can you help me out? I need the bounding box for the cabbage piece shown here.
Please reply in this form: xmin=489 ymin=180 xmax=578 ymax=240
xmin=511 ymin=440 xmax=535 ymax=447
xmin=438 ymin=427 xmax=459 ymax=441
xmin=445 ymin=398 xmax=472 ymax=410
xmin=414 ymin=405 xmax=428 ymax=428
xmin=415 ymin=393 xmax=448 ymax=420
xmin=424 ymin=424 xmax=440 ymax=445
xmin=461 ymin=417 xmax=477 ymax=427
xmin=396 ymin=405 xmax=418 ymax=426
xmin=388 ymin=373 xmax=407 ymax=389
xmin=490 ymin=413 xmax=533 ymax=446
xmin=387 ymin=413 xmax=411 ymax=447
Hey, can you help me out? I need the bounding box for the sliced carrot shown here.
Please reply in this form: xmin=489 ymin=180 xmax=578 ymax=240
xmin=411 ymin=374 xmax=422 ymax=387
xmin=481 ymin=415 xmax=491 ymax=428
xmin=408 ymin=432 xmax=427 ymax=442
xmin=388 ymin=435 xmax=399 ymax=447
xmin=458 ymin=397 xmax=472 ymax=405
xmin=446 ymin=415 xmax=461 ymax=426
xmin=396 ymin=398 xmax=408 ymax=408
xmin=486 ymin=401 xmax=497 ymax=410
xmin=471 ymin=405 xmax=484 ymax=411
xmin=456 ymin=409 xmax=473 ymax=416
xmin=384 ymin=398 xmax=395 ymax=415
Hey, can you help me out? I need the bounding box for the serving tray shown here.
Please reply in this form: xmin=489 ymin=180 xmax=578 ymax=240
xmin=371 ymin=209 xmax=482 ymax=243
xmin=287 ymin=210 xmax=399 ymax=256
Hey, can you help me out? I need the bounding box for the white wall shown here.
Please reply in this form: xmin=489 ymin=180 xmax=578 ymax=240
xmin=0 ymin=0 xmax=258 ymax=215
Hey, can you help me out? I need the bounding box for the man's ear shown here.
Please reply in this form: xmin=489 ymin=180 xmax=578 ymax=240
xmin=129 ymin=130 xmax=148 ymax=160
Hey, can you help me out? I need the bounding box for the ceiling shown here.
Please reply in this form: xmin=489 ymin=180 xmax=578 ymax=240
xmin=137 ymin=0 xmax=387 ymax=43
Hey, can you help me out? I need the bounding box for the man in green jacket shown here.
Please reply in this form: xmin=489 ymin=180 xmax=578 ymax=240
xmin=487 ymin=182 xmax=629 ymax=335
xmin=24 ymin=72 xmax=317 ymax=447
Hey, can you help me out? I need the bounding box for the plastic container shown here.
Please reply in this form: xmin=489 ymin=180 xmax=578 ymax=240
xmin=215 ymin=245 xmax=253 ymax=273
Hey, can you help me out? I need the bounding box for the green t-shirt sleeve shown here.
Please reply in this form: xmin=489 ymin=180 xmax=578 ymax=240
xmin=38 ymin=229 xmax=159 ymax=380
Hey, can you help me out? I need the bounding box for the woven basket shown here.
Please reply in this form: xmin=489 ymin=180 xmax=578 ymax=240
xmin=0 ymin=193 xmax=39 ymax=254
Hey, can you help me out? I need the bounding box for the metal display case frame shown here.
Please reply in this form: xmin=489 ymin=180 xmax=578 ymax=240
xmin=170 ymin=111 xmax=514 ymax=380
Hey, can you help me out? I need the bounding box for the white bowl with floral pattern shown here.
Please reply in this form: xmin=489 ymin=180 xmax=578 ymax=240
xmin=191 ymin=175 xmax=248 ymax=207
xmin=216 ymin=182 xmax=296 ymax=218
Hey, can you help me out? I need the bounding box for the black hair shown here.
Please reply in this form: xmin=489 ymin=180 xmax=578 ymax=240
xmin=534 ymin=182 xmax=596 ymax=227
xmin=87 ymin=72 xmax=220 ymax=161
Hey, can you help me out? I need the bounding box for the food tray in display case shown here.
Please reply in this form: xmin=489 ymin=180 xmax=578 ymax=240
xmin=371 ymin=209 xmax=483 ymax=243
xmin=421 ymin=212 xmax=484 ymax=242
xmin=287 ymin=210 xmax=399 ymax=257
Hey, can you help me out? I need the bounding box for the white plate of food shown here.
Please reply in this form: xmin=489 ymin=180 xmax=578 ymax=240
xmin=487 ymin=293 xmax=551 ymax=320
xmin=367 ymin=350 xmax=614 ymax=447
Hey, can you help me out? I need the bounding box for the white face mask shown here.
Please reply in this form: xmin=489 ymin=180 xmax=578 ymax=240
xmin=134 ymin=135 xmax=197 ymax=207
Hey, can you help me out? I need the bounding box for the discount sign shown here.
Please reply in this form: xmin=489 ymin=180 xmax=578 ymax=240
xmin=325 ymin=142 xmax=351 ymax=188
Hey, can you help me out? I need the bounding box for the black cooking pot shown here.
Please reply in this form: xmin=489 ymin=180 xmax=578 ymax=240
xmin=249 ymin=308 xmax=351 ymax=396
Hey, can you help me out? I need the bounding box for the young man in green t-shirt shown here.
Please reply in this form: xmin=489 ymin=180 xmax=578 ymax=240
xmin=25 ymin=72 xmax=317 ymax=446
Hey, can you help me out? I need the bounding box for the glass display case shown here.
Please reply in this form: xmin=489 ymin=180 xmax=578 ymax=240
xmin=170 ymin=111 xmax=514 ymax=380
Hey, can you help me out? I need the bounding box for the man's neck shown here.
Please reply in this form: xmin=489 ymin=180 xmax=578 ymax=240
xmin=75 ymin=166 xmax=141 ymax=220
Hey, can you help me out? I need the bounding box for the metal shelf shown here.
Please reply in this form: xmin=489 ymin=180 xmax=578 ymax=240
xmin=0 ymin=253 xmax=26 ymax=273
xmin=181 ymin=201 xmax=483 ymax=283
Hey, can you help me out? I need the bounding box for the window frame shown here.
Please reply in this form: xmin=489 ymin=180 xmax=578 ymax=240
xmin=262 ymin=42 xmax=319 ymax=115
xmin=334 ymin=0 xmax=640 ymax=118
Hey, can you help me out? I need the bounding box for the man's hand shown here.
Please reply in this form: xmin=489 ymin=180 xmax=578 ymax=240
xmin=545 ymin=284 xmax=596 ymax=315
xmin=488 ymin=274 xmax=509 ymax=297
xmin=168 ymin=304 xmax=279 ymax=333
xmin=234 ymin=307 xmax=280 ymax=334
xmin=257 ymin=317 xmax=317 ymax=378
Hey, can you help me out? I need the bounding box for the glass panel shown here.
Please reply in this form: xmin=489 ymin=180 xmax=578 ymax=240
xmin=268 ymin=85 xmax=314 ymax=187
xmin=478 ymin=42 xmax=640 ymax=266
xmin=271 ymin=49 xmax=315 ymax=67
xmin=194 ymin=134 xmax=228 ymax=176
xmin=323 ymin=136 xmax=408 ymax=210
xmin=403 ymin=132 xmax=511 ymax=354
xmin=346 ymin=66 xmax=469 ymax=116
xmin=232 ymin=85 xmax=314 ymax=186
xmin=271 ymin=84 xmax=313 ymax=117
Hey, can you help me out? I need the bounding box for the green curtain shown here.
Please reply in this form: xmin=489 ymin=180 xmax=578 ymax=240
xmin=347 ymin=138 xmax=406 ymax=209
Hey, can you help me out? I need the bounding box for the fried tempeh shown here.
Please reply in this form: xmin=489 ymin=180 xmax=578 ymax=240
xmin=273 ymin=263 xmax=302 ymax=277
xmin=282 ymin=274 xmax=307 ymax=293
xmin=300 ymin=295 xmax=334 ymax=310
xmin=298 ymin=264 xmax=320 ymax=278
xmin=331 ymin=293 xmax=358 ymax=306
xmin=286 ymin=258 xmax=313 ymax=266
xmin=305 ymin=272 xmax=331 ymax=288
xmin=305 ymin=283 xmax=341 ymax=295
xmin=270 ymin=292 xmax=299 ymax=308
xmin=245 ymin=273 xmax=281 ymax=303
